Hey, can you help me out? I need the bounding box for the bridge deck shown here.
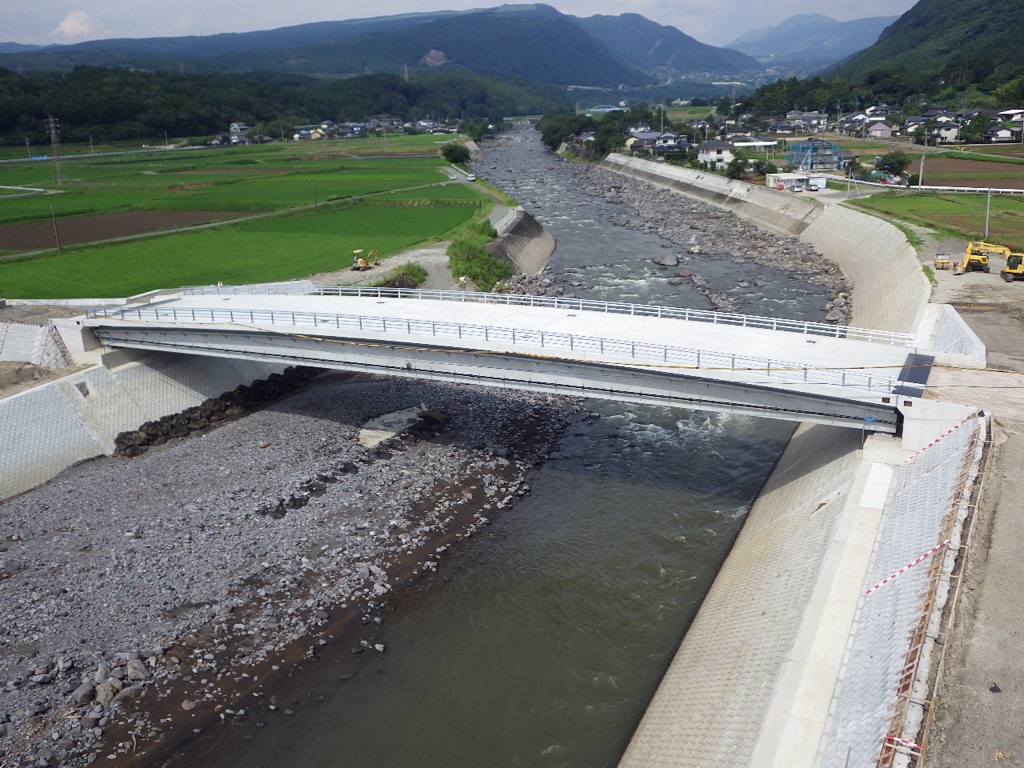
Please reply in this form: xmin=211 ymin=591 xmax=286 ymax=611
xmin=84 ymin=293 xmax=918 ymax=430
xmin=93 ymin=294 xmax=913 ymax=394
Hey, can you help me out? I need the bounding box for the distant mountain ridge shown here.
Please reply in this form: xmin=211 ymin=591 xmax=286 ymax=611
xmin=829 ymin=0 xmax=1024 ymax=82
xmin=574 ymin=13 xmax=759 ymax=74
xmin=0 ymin=4 xmax=760 ymax=87
xmin=727 ymin=13 xmax=897 ymax=69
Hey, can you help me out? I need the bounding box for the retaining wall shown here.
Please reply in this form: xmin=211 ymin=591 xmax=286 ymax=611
xmin=0 ymin=353 xmax=286 ymax=500
xmin=487 ymin=206 xmax=556 ymax=276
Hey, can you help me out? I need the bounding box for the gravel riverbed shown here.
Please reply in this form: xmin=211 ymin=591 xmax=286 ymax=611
xmin=0 ymin=372 xmax=573 ymax=767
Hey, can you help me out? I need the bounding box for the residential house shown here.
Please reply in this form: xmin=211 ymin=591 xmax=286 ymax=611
xmin=866 ymin=121 xmax=893 ymax=139
xmin=930 ymin=124 xmax=961 ymax=144
xmin=625 ymin=130 xmax=661 ymax=153
xmin=698 ymin=140 xmax=735 ymax=169
xmin=984 ymin=126 xmax=1015 ymax=143
xmin=653 ymin=133 xmax=688 ymax=153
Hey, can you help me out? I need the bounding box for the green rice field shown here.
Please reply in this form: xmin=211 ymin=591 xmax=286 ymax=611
xmin=0 ymin=137 xmax=488 ymax=298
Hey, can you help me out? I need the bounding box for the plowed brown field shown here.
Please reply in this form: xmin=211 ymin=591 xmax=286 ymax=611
xmin=921 ymin=157 xmax=1024 ymax=188
xmin=0 ymin=210 xmax=249 ymax=253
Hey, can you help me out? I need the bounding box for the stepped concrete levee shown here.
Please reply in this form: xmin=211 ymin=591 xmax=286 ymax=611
xmin=487 ymin=206 xmax=555 ymax=276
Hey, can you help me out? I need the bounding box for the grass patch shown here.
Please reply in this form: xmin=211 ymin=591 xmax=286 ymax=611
xmin=922 ymin=263 xmax=936 ymax=286
xmin=373 ymin=262 xmax=428 ymax=289
xmin=447 ymin=220 xmax=513 ymax=291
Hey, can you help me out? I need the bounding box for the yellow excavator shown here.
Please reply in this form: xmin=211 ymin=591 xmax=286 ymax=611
xmin=350 ymin=248 xmax=380 ymax=272
xmin=1001 ymin=250 xmax=1024 ymax=282
xmin=954 ymin=241 xmax=1009 ymax=275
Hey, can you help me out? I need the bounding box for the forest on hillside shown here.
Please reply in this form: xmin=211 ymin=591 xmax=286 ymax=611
xmin=0 ymin=66 xmax=570 ymax=145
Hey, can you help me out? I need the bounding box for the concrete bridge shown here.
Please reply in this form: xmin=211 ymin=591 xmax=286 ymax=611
xmin=76 ymin=286 xmax=962 ymax=449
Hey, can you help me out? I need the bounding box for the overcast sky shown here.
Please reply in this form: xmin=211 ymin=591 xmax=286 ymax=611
xmin=2 ymin=0 xmax=920 ymax=48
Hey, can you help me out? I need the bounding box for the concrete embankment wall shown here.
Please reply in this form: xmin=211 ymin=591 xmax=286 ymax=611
xmin=487 ymin=206 xmax=555 ymax=276
xmin=801 ymin=206 xmax=928 ymax=334
xmin=601 ymin=155 xmax=930 ymax=334
xmin=608 ymin=155 xmax=981 ymax=767
xmin=0 ymin=353 xmax=286 ymax=501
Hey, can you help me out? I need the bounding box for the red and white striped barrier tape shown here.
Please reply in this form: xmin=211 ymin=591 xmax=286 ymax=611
xmin=884 ymin=733 xmax=924 ymax=752
xmin=904 ymin=415 xmax=976 ymax=464
xmin=865 ymin=540 xmax=949 ymax=596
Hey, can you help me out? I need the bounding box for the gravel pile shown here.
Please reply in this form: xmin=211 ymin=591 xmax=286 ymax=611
xmin=0 ymin=372 xmax=572 ymax=767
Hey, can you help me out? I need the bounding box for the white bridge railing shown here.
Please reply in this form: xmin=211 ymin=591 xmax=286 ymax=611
xmin=298 ymin=287 xmax=915 ymax=346
xmin=88 ymin=304 xmax=901 ymax=395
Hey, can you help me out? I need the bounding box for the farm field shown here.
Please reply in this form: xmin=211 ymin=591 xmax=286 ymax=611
xmin=915 ymin=156 xmax=1024 ymax=189
xmin=0 ymin=137 xmax=488 ymax=298
xmin=850 ymin=190 xmax=1024 ymax=250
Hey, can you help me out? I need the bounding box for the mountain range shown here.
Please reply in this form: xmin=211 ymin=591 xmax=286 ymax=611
xmin=727 ymin=13 xmax=897 ymax=70
xmin=830 ymin=0 xmax=1024 ymax=83
xmin=0 ymin=4 xmax=761 ymax=88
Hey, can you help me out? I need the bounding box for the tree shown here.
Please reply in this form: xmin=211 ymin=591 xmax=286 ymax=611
xmin=441 ymin=143 xmax=471 ymax=164
xmin=960 ymin=113 xmax=991 ymax=144
xmin=878 ymin=149 xmax=912 ymax=176
xmin=725 ymin=149 xmax=751 ymax=179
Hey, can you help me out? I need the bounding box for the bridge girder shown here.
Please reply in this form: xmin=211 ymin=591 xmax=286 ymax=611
xmin=89 ymin=326 xmax=900 ymax=433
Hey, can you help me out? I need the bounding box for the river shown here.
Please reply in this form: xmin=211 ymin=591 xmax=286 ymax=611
xmin=183 ymin=125 xmax=830 ymax=767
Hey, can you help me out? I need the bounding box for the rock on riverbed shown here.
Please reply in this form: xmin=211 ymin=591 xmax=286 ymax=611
xmin=0 ymin=371 xmax=573 ymax=767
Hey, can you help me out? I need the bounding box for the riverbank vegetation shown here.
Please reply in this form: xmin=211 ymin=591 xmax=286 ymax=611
xmin=446 ymin=220 xmax=513 ymax=291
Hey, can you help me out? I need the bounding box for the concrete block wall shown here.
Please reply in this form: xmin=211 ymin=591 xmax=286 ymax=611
xmin=819 ymin=416 xmax=982 ymax=766
xmin=0 ymin=353 xmax=287 ymax=500
xmin=1 ymin=322 xmax=47 ymax=365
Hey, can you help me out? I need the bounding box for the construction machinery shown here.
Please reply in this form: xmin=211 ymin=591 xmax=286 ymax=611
xmin=954 ymin=241 xmax=1010 ymax=275
xmin=350 ymin=249 xmax=380 ymax=272
xmin=1001 ymin=250 xmax=1024 ymax=282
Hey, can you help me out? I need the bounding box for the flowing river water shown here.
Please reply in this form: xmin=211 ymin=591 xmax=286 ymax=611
xmin=184 ymin=126 xmax=832 ymax=767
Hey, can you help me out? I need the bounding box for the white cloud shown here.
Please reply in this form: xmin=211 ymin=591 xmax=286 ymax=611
xmin=52 ymin=10 xmax=111 ymax=42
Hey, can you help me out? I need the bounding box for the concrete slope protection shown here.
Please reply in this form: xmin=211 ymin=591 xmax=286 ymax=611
xmin=603 ymin=155 xmax=983 ymax=768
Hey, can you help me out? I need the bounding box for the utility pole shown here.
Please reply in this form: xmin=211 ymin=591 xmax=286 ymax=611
xmin=46 ymin=115 xmax=65 ymax=187
xmin=985 ymin=188 xmax=992 ymax=238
